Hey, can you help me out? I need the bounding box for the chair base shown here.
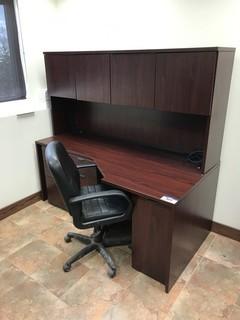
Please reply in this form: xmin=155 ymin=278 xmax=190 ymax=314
xmin=63 ymin=229 xmax=123 ymax=277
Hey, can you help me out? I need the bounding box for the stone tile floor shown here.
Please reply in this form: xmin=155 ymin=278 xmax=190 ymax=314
xmin=0 ymin=201 xmax=239 ymax=320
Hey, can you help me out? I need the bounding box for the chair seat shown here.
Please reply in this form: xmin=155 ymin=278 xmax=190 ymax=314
xmin=80 ymin=184 xmax=128 ymax=222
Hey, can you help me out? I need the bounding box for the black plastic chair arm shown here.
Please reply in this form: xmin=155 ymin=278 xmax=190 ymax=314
xmin=76 ymin=163 xmax=96 ymax=169
xmin=69 ymin=190 xmax=131 ymax=206
xmin=76 ymin=163 xmax=97 ymax=178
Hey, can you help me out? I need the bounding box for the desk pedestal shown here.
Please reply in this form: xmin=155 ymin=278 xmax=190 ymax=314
xmin=132 ymin=165 xmax=219 ymax=292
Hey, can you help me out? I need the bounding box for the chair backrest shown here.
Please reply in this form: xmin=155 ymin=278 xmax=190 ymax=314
xmin=45 ymin=141 xmax=80 ymax=211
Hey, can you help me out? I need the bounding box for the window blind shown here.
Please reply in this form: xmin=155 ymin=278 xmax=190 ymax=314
xmin=0 ymin=0 xmax=26 ymax=102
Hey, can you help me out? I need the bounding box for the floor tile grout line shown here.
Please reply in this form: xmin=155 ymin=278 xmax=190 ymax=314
xmin=226 ymin=302 xmax=240 ymax=320
xmin=1 ymin=256 xmax=69 ymax=307
xmin=165 ymin=254 xmax=205 ymax=319
xmin=165 ymin=234 xmax=217 ymax=317
xmin=0 ymin=232 xmax=37 ymax=261
xmin=203 ymin=233 xmax=240 ymax=270
xmin=201 ymin=232 xmax=217 ymax=255
xmin=233 ymin=303 xmax=240 ymax=310
xmin=6 ymin=246 xmax=96 ymax=309
xmin=28 ymin=271 xmax=77 ymax=307
xmin=168 ymin=253 xmax=240 ymax=318
xmin=182 ymin=233 xmax=217 ymax=286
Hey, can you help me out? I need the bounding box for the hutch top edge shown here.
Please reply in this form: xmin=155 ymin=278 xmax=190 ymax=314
xmin=43 ymin=47 xmax=235 ymax=55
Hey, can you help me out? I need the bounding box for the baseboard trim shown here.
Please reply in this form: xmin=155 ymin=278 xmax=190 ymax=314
xmin=0 ymin=192 xmax=41 ymax=221
xmin=212 ymin=221 xmax=240 ymax=242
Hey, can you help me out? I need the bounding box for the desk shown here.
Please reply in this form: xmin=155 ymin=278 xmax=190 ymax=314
xmin=36 ymin=134 xmax=219 ymax=292
xmin=38 ymin=134 xmax=202 ymax=200
xmin=37 ymin=47 xmax=234 ymax=292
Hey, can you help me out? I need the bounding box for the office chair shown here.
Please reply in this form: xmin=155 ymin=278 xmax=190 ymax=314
xmin=45 ymin=141 xmax=132 ymax=277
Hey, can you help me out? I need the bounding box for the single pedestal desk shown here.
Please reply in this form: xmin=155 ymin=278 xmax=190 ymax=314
xmin=36 ymin=47 xmax=235 ymax=292
xmin=36 ymin=133 xmax=219 ymax=292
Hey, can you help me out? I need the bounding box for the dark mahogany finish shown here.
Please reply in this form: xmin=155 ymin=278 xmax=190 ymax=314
xmin=133 ymin=165 xmax=220 ymax=292
xmin=36 ymin=134 xmax=202 ymax=202
xmin=44 ymin=54 xmax=76 ymax=99
xmin=36 ymin=134 xmax=219 ymax=292
xmin=50 ymin=98 xmax=77 ymax=135
xmin=38 ymin=47 xmax=235 ymax=292
xmin=44 ymin=48 xmax=235 ymax=173
xmin=132 ymin=198 xmax=173 ymax=285
xmin=212 ymin=222 xmax=240 ymax=242
xmin=155 ymin=52 xmax=217 ymax=115
xmin=168 ymin=165 xmax=219 ymax=291
xmin=203 ymin=50 xmax=235 ymax=172
xmin=75 ymin=54 xmax=110 ymax=103
xmin=73 ymin=101 xmax=207 ymax=154
xmin=111 ymin=54 xmax=155 ymax=108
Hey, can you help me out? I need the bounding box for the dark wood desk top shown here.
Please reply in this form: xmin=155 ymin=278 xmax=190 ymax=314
xmin=37 ymin=134 xmax=202 ymax=204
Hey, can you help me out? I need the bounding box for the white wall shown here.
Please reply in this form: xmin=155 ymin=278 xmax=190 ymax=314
xmin=52 ymin=0 xmax=240 ymax=229
xmin=0 ymin=110 xmax=52 ymax=208
xmin=1 ymin=0 xmax=239 ymax=230
xmin=0 ymin=1 xmax=56 ymax=207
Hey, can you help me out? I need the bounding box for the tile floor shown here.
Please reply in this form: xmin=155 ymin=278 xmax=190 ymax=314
xmin=0 ymin=201 xmax=239 ymax=320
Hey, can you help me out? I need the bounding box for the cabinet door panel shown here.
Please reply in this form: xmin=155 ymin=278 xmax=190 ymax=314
xmin=44 ymin=54 xmax=76 ymax=99
xmin=111 ymin=54 xmax=155 ymax=108
xmin=75 ymin=54 xmax=110 ymax=103
xmin=155 ymin=52 xmax=217 ymax=115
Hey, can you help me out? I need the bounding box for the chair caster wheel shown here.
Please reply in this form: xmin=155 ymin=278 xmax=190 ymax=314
xmin=64 ymin=235 xmax=71 ymax=243
xmin=107 ymin=268 xmax=116 ymax=278
xmin=63 ymin=263 xmax=71 ymax=272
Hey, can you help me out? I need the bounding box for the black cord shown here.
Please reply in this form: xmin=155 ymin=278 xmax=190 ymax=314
xmin=187 ymin=150 xmax=203 ymax=166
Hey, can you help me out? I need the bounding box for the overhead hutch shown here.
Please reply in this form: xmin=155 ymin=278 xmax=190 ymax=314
xmin=36 ymin=47 xmax=235 ymax=292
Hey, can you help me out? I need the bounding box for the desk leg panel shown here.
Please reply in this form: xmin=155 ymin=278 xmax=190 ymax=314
xmin=167 ymin=165 xmax=220 ymax=291
xmin=132 ymin=197 xmax=174 ymax=289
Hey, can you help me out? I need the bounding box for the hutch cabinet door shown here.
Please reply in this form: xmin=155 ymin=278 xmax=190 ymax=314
xmin=155 ymin=52 xmax=217 ymax=115
xmin=44 ymin=54 xmax=76 ymax=99
xmin=111 ymin=54 xmax=155 ymax=108
xmin=75 ymin=54 xmax=110 ymax=104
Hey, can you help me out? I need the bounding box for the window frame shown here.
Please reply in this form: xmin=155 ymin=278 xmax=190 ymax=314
xmin=0 ymin=0 xmax=26 ymax=103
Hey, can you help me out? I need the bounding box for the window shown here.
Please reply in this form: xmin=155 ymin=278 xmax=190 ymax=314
xmin=0 ymin=0 xmax=25 ymax=102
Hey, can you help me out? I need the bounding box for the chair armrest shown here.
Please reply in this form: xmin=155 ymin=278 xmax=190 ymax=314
xmin=69 ymin=190 xmax=131 ymax=206
xmin=76 ymin=163 xmax=96 ymax=178
xmin=76 ymin=163 xmax=96 ymax=169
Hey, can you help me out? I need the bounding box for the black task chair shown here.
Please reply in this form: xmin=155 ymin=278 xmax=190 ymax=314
xmin=45 ymin=141 xmax=132 ymax=277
